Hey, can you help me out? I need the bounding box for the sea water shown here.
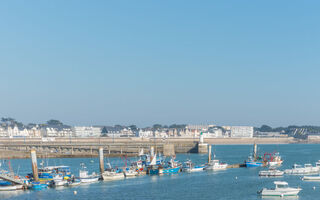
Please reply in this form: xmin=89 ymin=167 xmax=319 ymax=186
xmin=1 ymin=144 xmax=320 ymax=200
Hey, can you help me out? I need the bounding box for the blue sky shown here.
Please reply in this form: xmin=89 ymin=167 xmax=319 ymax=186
xmin=0 ymin=0 xmax=320 ymax=127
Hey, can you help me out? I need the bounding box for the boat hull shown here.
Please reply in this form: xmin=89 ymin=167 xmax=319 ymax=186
xmin=259 ymin=170 xmax=284 ymax=177
xmin=260 ymin=188 xmax=301 ymax=196
xmin=102 ymin=173 xmax=125 ymax=181
xmin=160 ymin=167 xmax=180 ymax=174
xmin=80 ymin=177 xmax=99 ymax=183
xmin=246 ymin=161 xmax=263 ymax=167
xmin=0 ymin=185 xmax=17 ymax=191
xmin=303 ymin=176 xmax=320 ymax=181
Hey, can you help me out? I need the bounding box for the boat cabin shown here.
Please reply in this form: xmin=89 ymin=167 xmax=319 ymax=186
xmin=274 ymin=181 xmax=288 ymax=189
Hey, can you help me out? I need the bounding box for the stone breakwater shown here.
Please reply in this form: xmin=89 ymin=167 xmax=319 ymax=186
xmin=0 ymin=137 xmax=314 ymax=159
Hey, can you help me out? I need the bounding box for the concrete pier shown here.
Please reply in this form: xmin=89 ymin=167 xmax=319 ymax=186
xmin=30 ymin=149 xmax=39 ymax=182
xmin=163 ymin=144 xmax=175 ymax=156
xmin=198 ymin=143 xmax=208 ymax=154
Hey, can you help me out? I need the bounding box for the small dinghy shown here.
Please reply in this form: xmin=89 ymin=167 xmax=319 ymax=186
xmin=258 ymin=181 xmax=301 ymax=197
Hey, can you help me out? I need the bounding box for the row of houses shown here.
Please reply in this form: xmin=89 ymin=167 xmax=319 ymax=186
xmin=0 ymin=124 xmax=255 ymax=138
xmin=0 ymin=126 xmax=102 ymax=138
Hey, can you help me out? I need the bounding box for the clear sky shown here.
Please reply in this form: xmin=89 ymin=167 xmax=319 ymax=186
xmin=0 ymin=0 xmax=320 ymax=127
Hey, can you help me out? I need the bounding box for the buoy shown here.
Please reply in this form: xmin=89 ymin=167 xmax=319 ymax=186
xmin=313 ymin=186 xmax=316 ymax=190
xmin=235 ymin=176 xmax=238 ymax=179
xmin=74 ymin=191 xmax=77 ymax=195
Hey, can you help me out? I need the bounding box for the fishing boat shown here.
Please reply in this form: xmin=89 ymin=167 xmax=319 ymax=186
xmin=159 ymin=157 xmax=181 ymax=175
xmin=29 ymin=165 xmax=72 ymax=182
xmin=183 ymin=160 xmax=205 ymax=172
xmin=264 ymin=152 xmax=283 ymax=166
xmin=245 ymin=156 xmax=263 ymax=167
xmin=259 ymin=168 xmax=284 ymax=177
xmin=78 ymin=163 xmax=99 ymax=183
xmin=284 ymin=163 xmax=319 ymax=175
xmin=205 ymin=160 xmax=228 ymax=170
xmin=147 ymin=153 xmax=160 ymax=175
xmin=205 ymin=145 xmax=228 ymax=170
xmin=245 ymin=144 xmax=264 ymax=167
xmin=102 ymin=163 xmax=125 ymax=181
xmin=258 ymin=181 xmax=301 ymax=197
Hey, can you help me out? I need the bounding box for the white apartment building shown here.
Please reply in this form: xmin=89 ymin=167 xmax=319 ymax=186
xmin=74 ymin=126 xmax=101 ymax=137
xmin=230 ymin=126 xmax=253 ymax=138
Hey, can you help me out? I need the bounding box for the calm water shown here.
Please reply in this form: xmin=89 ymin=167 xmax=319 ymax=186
xmin=1 ymin=144 xmax=320 ymax=200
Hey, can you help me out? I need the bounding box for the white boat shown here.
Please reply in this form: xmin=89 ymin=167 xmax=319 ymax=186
xmin=102 ymin=170 xmax=125 ymax=181
xmin=259 ymin=168 xmax=284 ymax=177
xmin=183 ymin=160 xmax=205 ymax=172
xmin=258 ymin=181 xmax=301 ymax=197
xmin=302 ymin=175 xmax=320 ymax=181
xmin=123 ymin=169 xmax=138 ymax=178
xmin=284 ymin=163 xmax=319 ymax=175
xmin=205 ymin=160 xmax=228 ymax=170
xmin=267 ymin=153 xmax=283 ymax=166
xmin=0 ymin=185 xmax=17 ymax=191
xmin=49 ymin=179 xmax=68 ymax=187
xmin=79 ymin=163 xmax=99 ymax=183
xmin=66 ymin=179 xmax=81 ymax=187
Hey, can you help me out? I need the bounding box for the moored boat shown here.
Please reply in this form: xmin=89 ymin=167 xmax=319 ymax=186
xmin=205 ymin=160 xmax=228 ymax=170
xmin=245 ymin=156 xmax=263 ymax=167
xmin=302 ymin=175 xmax=320 ymax=181
xmin=284 ymin=163 xmax=319 ymax=175
xmin=102 ymin=163 xmax=125 ymax=181
xmin=258 ymin=181 xmax=301 ymax=197
xmin=259 ymin=168 xmax=284 ymax=177
xmin=183 ymin=160 xmax=205 ymax=172
xmin=78 ymin=163 xmax=99 ymax=183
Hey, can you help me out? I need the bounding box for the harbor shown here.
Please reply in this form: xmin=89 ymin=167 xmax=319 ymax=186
xmin=1 ymin=143 xmax=320 ymax=199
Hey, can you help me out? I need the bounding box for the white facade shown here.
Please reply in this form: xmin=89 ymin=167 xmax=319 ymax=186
xmin=74 ymin=126 xmax=101 ymax=137
xmin=137 ymin=130 xmax=153 ymax=138
xmin=230 ymin=126 xmax=253 ymax=138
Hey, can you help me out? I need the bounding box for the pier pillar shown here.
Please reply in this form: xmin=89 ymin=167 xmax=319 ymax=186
xmin=208 ymin=145 xmax=212 ymax=162
xmin=253 ymin=143 xmax=257 ymax=160
xmin=71 ymin=146 xmax=74 ymax=155
xmin=108 ymin=146 xmax=110 ymax=154
xmin=90 ymin=147 xmax=93 ymax=155
xmin=197 ymin=132 xmax=208 ymax=154
xmin=163 ymin=144 xmax=175 ymax=156
xmin=99 ymin=147 xmax=104 ymax=174
xmin=30 ymin=149 xmax=39 ymax=182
